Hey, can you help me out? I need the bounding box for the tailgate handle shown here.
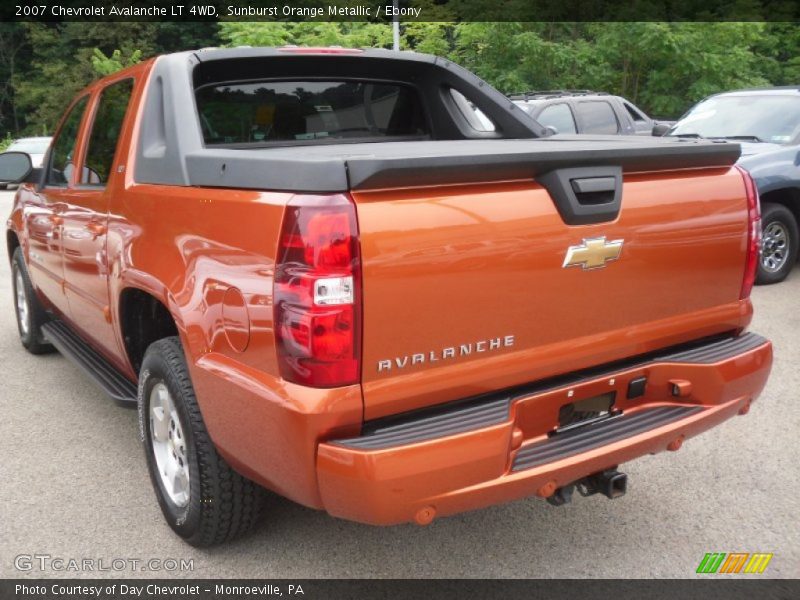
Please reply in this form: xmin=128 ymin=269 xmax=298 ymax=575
xmin=571 ymin=176 xmax=616 ymax=195
xmin=538 ymin=166 xmax=622 ymax=225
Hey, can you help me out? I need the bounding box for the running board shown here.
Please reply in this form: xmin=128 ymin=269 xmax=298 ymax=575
xmin=42 ymin=321 xmax=137 ymax=407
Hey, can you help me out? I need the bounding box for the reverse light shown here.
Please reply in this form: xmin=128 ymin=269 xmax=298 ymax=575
xmin=736 ymin=166 xmax=761 ymax=300
xmin=273 ymin=194 xmax=361 ymax=387
xmin=314 ymin=276 xmax=354 ymax=306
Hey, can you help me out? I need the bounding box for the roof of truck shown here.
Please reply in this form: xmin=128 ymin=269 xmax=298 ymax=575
xmin=712 ymin=86 xmax=800 ymax=97
xmin=180 ymin=45 xmax=441 ymax=65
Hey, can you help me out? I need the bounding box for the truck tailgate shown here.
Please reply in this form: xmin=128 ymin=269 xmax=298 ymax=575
xmin=352 ymin=167 xmax=750 ymax=419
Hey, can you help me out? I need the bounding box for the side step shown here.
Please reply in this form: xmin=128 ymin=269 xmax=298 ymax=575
xmin=42 ymin=321 xmax=138 ymax=407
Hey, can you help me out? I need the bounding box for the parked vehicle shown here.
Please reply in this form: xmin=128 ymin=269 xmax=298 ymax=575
xmin=2 ymin=47 xmax=772 ymax=546
xmin=5 ymin=136 xmax=51 ymax=167
xmin=0 ymin=137 xmax=52 ymax=190
xmin=511 ymin=90 xmax=673 ymax=136
xmin=667 ymin=87 xmax=800 ymax=284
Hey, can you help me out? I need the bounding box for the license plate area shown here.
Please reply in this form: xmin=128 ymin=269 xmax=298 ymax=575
xmin=555 ymin=391 xmax=618 ymax=434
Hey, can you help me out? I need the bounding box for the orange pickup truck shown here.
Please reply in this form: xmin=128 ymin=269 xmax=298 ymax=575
xmin=2 ymin=48 xmax=772 ymax=546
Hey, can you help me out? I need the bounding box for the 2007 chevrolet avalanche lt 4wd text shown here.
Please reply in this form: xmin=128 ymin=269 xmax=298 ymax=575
xmin=1 ymin=47 xmax=773 ymax=546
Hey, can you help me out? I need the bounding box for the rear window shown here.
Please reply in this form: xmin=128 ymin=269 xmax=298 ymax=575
xmin=195 ymin=80 xmax=428 ymax=145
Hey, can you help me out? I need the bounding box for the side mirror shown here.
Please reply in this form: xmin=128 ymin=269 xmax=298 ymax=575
xmin=543 ymin=125 xmax=559 ymax=136
xmin=651 ymin=123 xmax=671 ymax=137
xmin=0 ymin=151 xmax=33 ymax=183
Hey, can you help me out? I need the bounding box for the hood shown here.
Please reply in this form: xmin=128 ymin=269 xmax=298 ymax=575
xmin=736 ymin=141 xmax=784 ymax=158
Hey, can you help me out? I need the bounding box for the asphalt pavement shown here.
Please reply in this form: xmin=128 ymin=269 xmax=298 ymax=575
xmin=0 ymin=189 xmax=797 ymax=578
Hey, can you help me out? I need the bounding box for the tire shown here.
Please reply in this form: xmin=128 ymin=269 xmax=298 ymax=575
xmin=139 ymin=337 xmax=265 ymax=546
xmin=11 ymin=247 xmax=54 ymax=354
xmin=756 ymin=203 xmax=799 ymax=285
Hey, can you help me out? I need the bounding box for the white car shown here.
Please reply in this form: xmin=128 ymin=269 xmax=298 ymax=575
xmin=6 ymin=136 xmax=52 ymax=167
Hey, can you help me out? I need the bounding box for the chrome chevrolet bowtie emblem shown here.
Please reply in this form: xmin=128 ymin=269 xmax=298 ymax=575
xmin=563 ymin=236 xmax=624 ymax=270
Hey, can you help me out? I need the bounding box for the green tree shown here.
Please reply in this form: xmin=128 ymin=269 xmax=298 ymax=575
xmin=451 ymin=22 xmax=776 ymax=117
xmin=7 ymin=22 xmax=220 ymax=135
xmin=1 ymin=20 xmax=795 ymax=137
xmin=91 ymin=48 xmax=142 ymax=76
xmin=219 ymin=22 xmax=393 ymax=49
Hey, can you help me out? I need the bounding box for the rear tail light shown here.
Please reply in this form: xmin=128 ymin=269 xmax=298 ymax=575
xmin=274 ymin=194 xmax=361 ymax=387
xmin=736 ymin=166 xmax=761 ymax=300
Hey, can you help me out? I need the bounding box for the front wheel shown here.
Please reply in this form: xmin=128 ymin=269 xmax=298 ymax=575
xmin=139 ymin=337 xmax=265 ymax=546
xmin=11 ymin=247 xmax=54 ymax=354
xmin=756 ymin=203 xmax=799 ymax=285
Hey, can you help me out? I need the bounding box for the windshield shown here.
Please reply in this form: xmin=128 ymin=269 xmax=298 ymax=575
xmin=669 ymin=95 xmax=800 ymax=143
xmin=195 ymin=80 xmax=428 ymax=146
xmin=8 ymin=139 xmax=50 ymax=154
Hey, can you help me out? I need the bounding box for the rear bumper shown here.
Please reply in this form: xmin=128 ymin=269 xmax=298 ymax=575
xmin=317 ymin=333 xmax=772 ymax=525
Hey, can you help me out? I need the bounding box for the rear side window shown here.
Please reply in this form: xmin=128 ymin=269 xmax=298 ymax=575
xmin=576 ymin=101 xmax=619 ymax=134
xmin=47 ymin=96 xmax=89 ymax=186
xmin=196 ymin=80 xmax=428 ymax=145
xmin=449 ymin=88 xmax=496 ymax=132
xmin=82 ymin=78 xmax=134 ymax=185
xmin=624 ymin=102 xmax=646 ymax=122
xmin=537 ymin=103 xmax=577 ymax=134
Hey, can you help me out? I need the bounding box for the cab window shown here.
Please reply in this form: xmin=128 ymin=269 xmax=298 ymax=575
xmin=46 ymin=96 xmax=89 ymax=186
xmin=196 ymin=80 xmax=428 ymax=145
xmin=82 ymin=78 xmax=134 ymax=185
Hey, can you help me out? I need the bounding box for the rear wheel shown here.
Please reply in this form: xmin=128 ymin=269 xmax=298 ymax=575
xmin=11 ymin=248 xmax=54 ymax=354
xmin=139 ymin=337 xmax=265 ymax=546
xmin=756 ymin=203 xmax=798 ymax=285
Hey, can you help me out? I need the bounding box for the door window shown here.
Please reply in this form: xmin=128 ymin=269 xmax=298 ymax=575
xmin=537 ymin=103 xmax=577 ymax=134
xmin=576 ymin=101 xmax=620 ymax=134
xmin=46 ymin=96 xmax=89 ymax=186
xmin=82 ymin=78 xmax=134 ymax=185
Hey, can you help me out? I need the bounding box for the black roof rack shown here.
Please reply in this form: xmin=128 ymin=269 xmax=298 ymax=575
xmin=509 ymin=89 xmax=610 ymax=101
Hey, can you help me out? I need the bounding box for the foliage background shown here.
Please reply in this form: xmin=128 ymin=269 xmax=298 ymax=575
xmin=0 ymin=21 xmax=798 ymax=137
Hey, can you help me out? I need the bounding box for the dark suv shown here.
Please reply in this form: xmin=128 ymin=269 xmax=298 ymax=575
xmin=667 ymin=87 xmax=800 ymax=284
xmin=511 ymin=90 xmax=672 ymax=136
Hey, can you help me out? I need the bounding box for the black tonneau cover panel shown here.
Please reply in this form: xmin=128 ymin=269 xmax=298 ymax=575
xmin=185 ymin=137 xmax=740 ymax=192
xmin=186 ymin=135 xmax=740 ymax=192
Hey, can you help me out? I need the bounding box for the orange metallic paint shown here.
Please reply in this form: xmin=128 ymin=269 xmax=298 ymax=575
xmin=351 ymin=169 xmax=753 ymax=420
xmin=6 ymin=60 xmax=773 ymax=517
xmin=317 ymin=340 xmax=772 ymax=525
